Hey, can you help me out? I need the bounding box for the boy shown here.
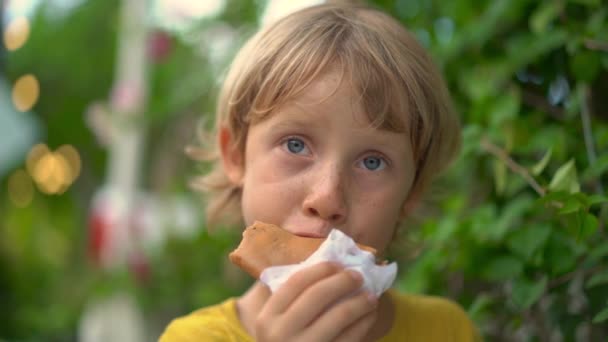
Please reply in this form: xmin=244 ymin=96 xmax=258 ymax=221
xmin=161 ymin=2 xmax=480 ymax=341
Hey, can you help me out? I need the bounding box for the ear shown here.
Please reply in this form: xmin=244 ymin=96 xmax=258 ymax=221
xmin=219 ymin=126 xmax=244 ymax=186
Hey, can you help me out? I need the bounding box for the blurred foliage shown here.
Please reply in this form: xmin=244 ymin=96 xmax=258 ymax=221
xmin=0 ymin=0 xmax=607 ymax=341
xmin=1 ymin=0 xmax=257 ymax=340
xmin=374 ymin=0 xmax=608 ymax=340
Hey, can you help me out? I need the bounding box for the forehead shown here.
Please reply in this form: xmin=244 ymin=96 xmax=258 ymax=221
xmin=293 ymin=72 xmax=354 ymax=111
xmin=285 ymin=71 xmax=379 ymax=130
xmin=273 ymin=72 xmax=410 ymax=147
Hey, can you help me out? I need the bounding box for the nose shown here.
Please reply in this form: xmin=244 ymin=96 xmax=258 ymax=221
xmin=302 ymin=165 xmax=348 ymax=226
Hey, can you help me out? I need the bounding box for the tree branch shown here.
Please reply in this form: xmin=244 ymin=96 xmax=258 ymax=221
xmin=523 ymin=308 xmax=552 ymax=342
xmin=522 ymin=90 xmax=565 ymax=120
xmin=578 ymin=84 xmax=606 ymax=234
xmin=584 ymin=39 xmax=608 ymax=52
xmin=548 ymin=263 xmax=604 ymax=291
xmin=480 ymin=137 xmax=546 ymax=196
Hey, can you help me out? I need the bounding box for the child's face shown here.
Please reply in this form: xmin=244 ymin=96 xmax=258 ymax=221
xmin=223 ymin=71 xmax=417 ymax=255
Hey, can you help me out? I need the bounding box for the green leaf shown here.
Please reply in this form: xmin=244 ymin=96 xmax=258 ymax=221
xmin=586 ymin=269 xmax=608 ymax=288
xmin=397 ymin=249 xmax=441 ymax=294
xmin=530 ymin=2 xmax=563 ymax=34
xmin=460 ymin=63 xmax=510 ymax=100
xmin=593 ymin=306 xmax=608 ymax=323
xmin=558 ymin=197 xmax=583 ymax=215
xmin=461 ymin=124 xmax=483 ymax=156
xmin=546 ymin=234 xmax=579 ymax=275
xmin=587 ymin=242 xmax=608 ymax=263
xmin=587 ymin=8 xmax=607 ymax=33
xmin=538 ymin=191 xmax=571 ymax=206
xmin=512 ymin=276 xmax=547 ymax=310
xmin=505 ymin=30 xmax=568 ymax=71
xmin=482 ymin=255 xmax=524 ymax=281
xmin=493 ymin=159 xmax=507 ymax=196
xmin=490 ymin=87 xmax=521 ymax=127
xmin=549 ymin=159 xmax=580 ymax=193
xmin=491 ymin=195 xmax=535 ymax=241
xmin=468 ymin=294 xmax=493 ymax=320
xmin=531 ymin=148 xmax=552 ymax=176
xmin=570 ymin=51 xmax=602 ymax=82
xmin=434 ymin=216 xmax=458 ymax=243
xmin=579 ymin=212 xmax=599 ymax=240
xmin=588 ymin=194 xmax=608 ymax=207
xmin=469 ymin=204 xmax=498 ymax=241
xmin=581 ymin=155 xmax=608 ymax=181
xmin=507 ymin=225 xmax=552 ymax=261
xmin=568 ymin=0 xmax=601 ymax=7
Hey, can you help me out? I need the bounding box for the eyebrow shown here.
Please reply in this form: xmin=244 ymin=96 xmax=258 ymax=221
xmin=270 ymin=115 xmax=406 ymax=148
xmin=266 ymin=111 xmax=325 ymax=132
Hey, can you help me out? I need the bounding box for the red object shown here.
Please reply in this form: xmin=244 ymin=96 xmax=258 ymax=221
xmin=148 ymin=30 xmax=173 ymax=63
xmin=129 ymin=251 xmax=151 ymax=284
xmin=88 ymin=207 xmax=108 ymax=266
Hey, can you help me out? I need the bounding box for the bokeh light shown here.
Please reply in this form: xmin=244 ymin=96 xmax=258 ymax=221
xmin=57 ymin=144 xmax=82 ymax=184
xmin=8 ymin=169 xmax=34 ymax=208
xmin=3 ymin=16 xmax=30 ymax=51
xmin=32 ymin=152 xmax=71 ymax=194
xmin=25 ymin=143 xmax=82 ymax=195
xmin=12 ymin=74 xmax=40 ymax=112
xmin=26 ymin=143 xmax=50 ymax=175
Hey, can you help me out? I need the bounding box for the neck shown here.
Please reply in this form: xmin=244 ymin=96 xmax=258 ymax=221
xmin=236 ymin=281 xmax=395 ymax=341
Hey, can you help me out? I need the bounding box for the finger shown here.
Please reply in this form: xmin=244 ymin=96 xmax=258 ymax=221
xmin=303 ymin=290 xmax=377 ymax=341
xmin=285 ymin=269 xmax=364 ymax=331
xmin=263 ymin=262 xmax=340 ymax=315
xmin=334 ymin=306 xmax=378 ymax=342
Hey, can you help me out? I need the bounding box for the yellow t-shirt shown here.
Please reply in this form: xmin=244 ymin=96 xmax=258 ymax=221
xmin=159 ymin=289 xmax=481 ymax=341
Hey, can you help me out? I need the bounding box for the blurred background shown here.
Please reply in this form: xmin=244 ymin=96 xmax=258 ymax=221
xmin=1 ymin=0 xmax=607 ymax=341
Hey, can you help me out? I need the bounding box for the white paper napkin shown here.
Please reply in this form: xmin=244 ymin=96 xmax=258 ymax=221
xmin=260 ymin=229 xmax=397 ymax=297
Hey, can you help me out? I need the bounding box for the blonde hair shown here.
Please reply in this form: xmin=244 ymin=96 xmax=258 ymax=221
xmin=189 ymin=2 xmax=461 ymax=227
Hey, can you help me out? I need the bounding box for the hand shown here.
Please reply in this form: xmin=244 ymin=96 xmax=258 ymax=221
xmin=254 ymin=262 xmax=379 ymax=342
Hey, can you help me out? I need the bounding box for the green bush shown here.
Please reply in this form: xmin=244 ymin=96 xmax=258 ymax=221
xmin=372 ymin=0 xmax=608 ymax=340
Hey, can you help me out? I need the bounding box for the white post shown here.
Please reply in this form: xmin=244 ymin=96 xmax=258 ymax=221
xmin=79 ymin=1 xmax=149 ymax=341
xmin=105 ymin=0 xmax=149 ymax=267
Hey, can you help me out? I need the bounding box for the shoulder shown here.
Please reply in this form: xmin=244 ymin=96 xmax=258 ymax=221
xmin=394 ymin=291 xmax=470 ymax=320
xmin=386 ymin=290 xmax=482 ymax=341
xmin=159 ymin=298 xmax=253 ymax=342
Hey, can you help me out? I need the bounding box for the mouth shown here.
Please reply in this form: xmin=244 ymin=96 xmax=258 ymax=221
xmin=292 ymin=231 xmax=327 ymax=239
xmin=278 ymin=220 xmax=335 ymax=239
xmin=288 ymin=224 xmax=334 ymax=239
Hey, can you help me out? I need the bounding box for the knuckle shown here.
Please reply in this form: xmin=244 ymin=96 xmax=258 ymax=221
xmin=336 ymin=304 xmax=357 ymax=322
xmin=284 ymin=272 xmax=303 ymax=287
xmin=255 ymin=321 xmax=281 ymax=341
xmin=254 ymin=316 xmax=273 ymax=338
xmin=254 ymin=313 xmax=291 ymax=342
xmin=288 ymin=262 xmax=336 ymax=286
xmin=339 ymin=270 xmax=363 ymax=290
xmin=319 ymin=261 xmax=339 ymax=274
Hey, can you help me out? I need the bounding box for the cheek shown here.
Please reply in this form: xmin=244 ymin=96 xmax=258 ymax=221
xmin=240 ymin=153 xmax=306 ymax=225
xmin=351 ymin=186 xmax=407 ymax=251
xmin=247 ymin=151 xmax=307 ymax=189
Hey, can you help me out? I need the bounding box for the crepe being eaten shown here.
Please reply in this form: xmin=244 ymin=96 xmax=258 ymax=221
xmin=229 ymin=221 xmax=397 ymax=296
xmin=228 ymin=221 xmax=379 ymax=279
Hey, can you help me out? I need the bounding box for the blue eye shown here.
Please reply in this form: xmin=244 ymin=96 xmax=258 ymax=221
xmin=286 ymin=138 xmax=306 ymax=154
xmin=361 ymin=156 xmax=385 ymax=171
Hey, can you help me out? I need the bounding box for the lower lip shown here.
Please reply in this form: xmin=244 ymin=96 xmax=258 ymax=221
xmin=292 ymin=232 xmax=327 ymax=239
